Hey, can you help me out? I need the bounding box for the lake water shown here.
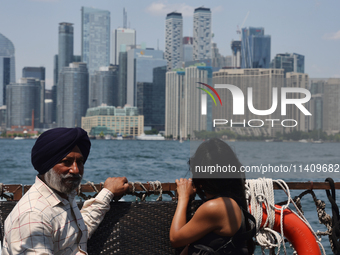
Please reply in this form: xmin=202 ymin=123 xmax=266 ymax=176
xmin=0 ymin=139 xmax=339 ymax=254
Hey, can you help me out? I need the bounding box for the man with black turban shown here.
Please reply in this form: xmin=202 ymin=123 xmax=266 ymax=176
xmin=2 ymin=127 xmax=129 ymax=255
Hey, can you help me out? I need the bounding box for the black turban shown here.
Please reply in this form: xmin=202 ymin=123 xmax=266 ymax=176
xmin=31 ymin=127 xmax=91 ymax=175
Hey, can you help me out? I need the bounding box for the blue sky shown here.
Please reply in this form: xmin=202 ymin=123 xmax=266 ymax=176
xmin=0 ymin=0 xmax=339 ymax=88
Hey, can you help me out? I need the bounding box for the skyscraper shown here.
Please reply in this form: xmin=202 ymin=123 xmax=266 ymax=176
xmin=58 ymin=23 xmax=74 ymax=75
xmin=271 ymin=53 xmax=305 ymax=75
xmin=113 ymin=28 xmax=136 ymax=65
xmin=6 ymin=78 xmax=41 ymax=128
xmin=22 ymin=67 xmax=45 ymax=80
xmin=182 ymin=37 xmax=193 ymax=63
xmin=89 ymin=65 xmax=119 ymax=108
xmin=165 ymin=12 xmax=183 ymax=71
xmin=127 ymin=48 xmax=167 ymax=106
xmin=165 ymin=64 xmax=210 ymax=139
xmin=241 ymin=27 xmax=271 ymax=68
xmin=81 ymin=7 xmax=110 ymax=74
xmin=57 ymin=63 xmax=89 ymax=128
xmin=0 ymin=33 xmax=15 ymax=106
xmin=231 ymin=40 xmax=241 ymax=68
xmin=323 ymin=78 xmax=340 ymax=134
xmin=193 ymin=7 xmax=212 ymax=61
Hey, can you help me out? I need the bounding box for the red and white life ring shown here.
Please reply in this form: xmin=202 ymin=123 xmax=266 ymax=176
xmin=255 ymin=204 xmax=321 ymax=255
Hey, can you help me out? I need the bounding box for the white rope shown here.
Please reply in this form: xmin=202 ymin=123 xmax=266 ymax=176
xmin=246 ymin=178 xmax=326 ymax=255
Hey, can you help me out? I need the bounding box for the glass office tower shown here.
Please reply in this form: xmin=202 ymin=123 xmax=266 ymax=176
xmin=81 ymin=7 xmax=110 ymax=74
xmin=241 ymin=27 xmax=271 ymax=68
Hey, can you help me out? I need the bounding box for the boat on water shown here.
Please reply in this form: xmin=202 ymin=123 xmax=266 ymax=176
xmin=13 ymin=137 xmax=25 ymax=140
xmin=116 ymin=133 xmax=123 ymax=140
xmin=135 ymin=133 xmax=165 ymax=140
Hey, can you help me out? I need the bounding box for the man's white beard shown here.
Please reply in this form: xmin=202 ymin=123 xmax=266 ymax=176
xmin=44 ymin=168 xmax=82 ymax=195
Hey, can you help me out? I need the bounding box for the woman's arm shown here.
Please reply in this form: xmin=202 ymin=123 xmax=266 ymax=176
xmin=170 ymin=178 xmax=221 ymax=248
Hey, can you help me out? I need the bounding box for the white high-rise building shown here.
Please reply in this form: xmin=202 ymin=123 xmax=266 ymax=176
xmin=165 ymin=12 xmax=183 ymax=71
xmin=112 ymin=28 xmax=136 ymax=65
xmin=165 ymin=65 xmax=210 ymax=139
xmin=193 ymin=7 xmax=212 ymax=61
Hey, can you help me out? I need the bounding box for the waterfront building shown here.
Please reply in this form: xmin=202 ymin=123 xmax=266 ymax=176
xmin=137 ymin=82 xmax=153 ymax=127
xmin=165 ymin=64 xmax=212 ymax=139
xmin=0 ymin=105 xmax=6 ymax=130
xmin=81 ymin=105 xmax=143 ymax=137
xmin=0 ymin=33 xmax=15 ymax=106
xmin=284 ymin=72 xmax=309 ymax=132
xmin=127 ymin=48 xmax=167 ymax=106
xmin=136 ymin=66 xmax=166 ymax=131
xmin=89 ymin=65 xmax=119 ymax=108
xmin=308 ymin=79 xmax=325 ymax=131
xmin=113 ymin=28 xmax=136 ymax=65
xmin=117 ymin=51 xmax=128 ymax=107
xmin=271 ymin=53 xmax=305 ymax=75
xmin=182 ymin=37 xmax=193 ymax=63
xmin=212 ymin=68 xmax=285 ymax=136
xmin=152 ymin=66 xmax=167 ymax=131
xmin=44 ymin=99 xmax=53 ymax=125
xmin=23 ymin=66 xmax=46 ymax=124
xmin=241 ymin=27 xmax=271 ymax=69
xmin=51 ymin=85 xmax=57 ymax=123
xmin=6 ymin=78 xmax=41 ymax=129
xmin=193 ymin=7 xmax=212 ymax=61
xmin=81 ymin=7 xmax=110 ymax=74
xmin=165 ymin=12 xmax=183 ymax=71
xmin=58 ymin=23 xmax=74 ymax=75
xmin=323 ymin=78 xmax=340 ymax=134
xmin=57 ymin=63 xmax=89 ymax=128
xmin=231 ymin=40 xmax=241 ymax=68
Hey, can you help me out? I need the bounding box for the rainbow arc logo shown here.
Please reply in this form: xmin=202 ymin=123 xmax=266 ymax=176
xmin=197 ymin=82 xmax=222 ymax=115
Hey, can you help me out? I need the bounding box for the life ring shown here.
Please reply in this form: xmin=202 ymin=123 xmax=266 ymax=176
xmin=254 ymin=204 xmax=321 ymax=255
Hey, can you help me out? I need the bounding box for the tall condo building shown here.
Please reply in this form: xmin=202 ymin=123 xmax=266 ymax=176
xmin=81 ymin=7 xmax=110 ymax=74
xmin=193 ymin=7 xmax=212 ymax=61
xmin=323 ymin=78 xmax=340 ymax=134
xmin=113 ymin=28 xmax=136 ymax=65
xmin=231 ymin=40 xmax=241 ymax=68
xmin=89 ymin=65 xmax=119 ymax=108
xmin=127 ymin=48 xmax=167 ymax=106
xmin=165 ymin=64 xmax=212 ymax=139
xmin=241 ymin=27 xmax=271 ymax=69
xmin=182 ymin=37 xmax=193 ymax=63
xmin=285 ymin=72 xmax=309 ymax=132
xmin=0 ymin=33 xmax=15 ymax=106
xmin=57 ymin=63 xmax=89 ymax=128
xmin=58 ymin=23 xmax=74 ymax=75
xmin=271 ymin=53 xmax=305 ymax=75
xmin=22 ymin=67 xmax=46 ymax=125
xmin=6 ymin=78 xmax=41 ymax=129
xmin=212 ymin=68 xmax=284 ymax=136
xmin=165 ymin=12 xmax=183 ymax=71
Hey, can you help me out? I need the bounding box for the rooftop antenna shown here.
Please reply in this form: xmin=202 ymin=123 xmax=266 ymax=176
xmin=157 ymin=39 xmax=159 ymax=50
xmin=123 ymin=8 xmax=127 ymax=28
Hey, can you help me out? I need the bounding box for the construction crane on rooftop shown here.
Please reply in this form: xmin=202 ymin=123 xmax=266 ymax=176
xmin=237 ymin=11 xmax=250 ymax=39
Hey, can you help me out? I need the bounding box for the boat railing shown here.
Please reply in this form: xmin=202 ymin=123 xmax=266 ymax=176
xmin=1 ymin=181 xmax=340 ymax=201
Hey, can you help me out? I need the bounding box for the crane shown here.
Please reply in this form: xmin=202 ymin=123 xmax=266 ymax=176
xmin=237 ymin=11 xmax=250 ymax=39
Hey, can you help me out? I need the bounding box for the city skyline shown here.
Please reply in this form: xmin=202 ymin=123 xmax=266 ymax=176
xmin=0 ymin=0 xmax=339 ymax=89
